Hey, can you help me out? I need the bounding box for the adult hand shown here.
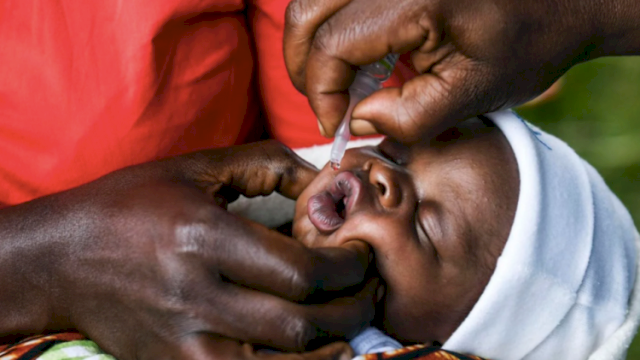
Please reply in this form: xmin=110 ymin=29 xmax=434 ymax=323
xmin=284 ymin=0 xmax=640 ymax=142
xmin=0 ymin=141 xmax=376 ymax=360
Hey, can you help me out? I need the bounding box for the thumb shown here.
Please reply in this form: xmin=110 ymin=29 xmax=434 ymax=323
xmin=351 ymin=65 xmax=499 ymax=143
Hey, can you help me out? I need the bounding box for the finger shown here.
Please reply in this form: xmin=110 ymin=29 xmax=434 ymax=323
xmin=221 ymin=218 xmax=371 ymax=299
xmin=193 ymin=277 xmax=379 ymax=351
xmin=222 ymin=141 xmax=318 ymax=200
xmin=268 ymin=147 xmax=319 ymax=200
xmin=284 ymin=0 xmax=354 ymax=94
xmin=302 ymin=277 xmax=380 ymax=346
xmin=351 ymin=57 xmax=503 ymax=142
xmin=203 ymin=209 xmax=371 ymax=301
xmin=304 ymin=0 xmax=439 ymax=137
xmin=173 ymin=141 xmax=319 ymax=201
xmin=349 ymin=118 xmax=377 ymax=136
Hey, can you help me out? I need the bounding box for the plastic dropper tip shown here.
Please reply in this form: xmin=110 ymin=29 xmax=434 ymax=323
xmin=330 ymin=161 xmax=341 ymax=171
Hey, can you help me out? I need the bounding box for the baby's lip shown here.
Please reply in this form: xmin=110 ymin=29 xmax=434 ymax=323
xmin=307 ymin=171 xmax=363 ymax=233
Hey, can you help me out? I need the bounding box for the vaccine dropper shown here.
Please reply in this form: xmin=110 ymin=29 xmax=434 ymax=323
xmin=329 ymin=54 xmax=400 ymax=170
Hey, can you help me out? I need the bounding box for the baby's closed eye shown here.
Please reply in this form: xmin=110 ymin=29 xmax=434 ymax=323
xmin=414 ymin=201 xmax=444 ymax=259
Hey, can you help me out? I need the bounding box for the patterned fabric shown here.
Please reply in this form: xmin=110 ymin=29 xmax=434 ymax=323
xmin=353 ymin=344 xmax=485 ymax=360
xmin=0 ymin=333 xmax=85 ymax=360
xmin=1 ymin=334 xmax=486 ymax=360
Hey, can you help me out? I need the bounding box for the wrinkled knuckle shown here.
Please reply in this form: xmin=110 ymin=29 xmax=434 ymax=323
xmin=391 ymin=99 xmax=419 ymax=140
xmin=287 ymin=264 xmax=318 ymax=301
xmin=283 ymin=314 xmax=318 ymax=350
xmin=285 ymin=0 xmax=307 ymax=30
xmin=173 ymin=222 xmax=208 ymax=255
xmin=265 ymin=141 xmax=298 ymax=174
xmin=172 ymin=208 xmax=220 ymax=255
xmin=312 ymin=22 xmax=337 ymax=55
xmin=259 ymin=148 xmax=280 ymax=173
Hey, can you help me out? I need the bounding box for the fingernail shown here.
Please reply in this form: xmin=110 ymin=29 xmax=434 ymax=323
xmin=350 ymin=119 xmax=377 ymax=135
xmin=317 ymin=119 xmax=328 ymax=137
xmin=376 ymin=284 xmax=386 ymax=302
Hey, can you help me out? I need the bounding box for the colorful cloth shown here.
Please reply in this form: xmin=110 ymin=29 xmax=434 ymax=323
xmin=0 ymin=334 xmax=486 ymax=360
xmin=353 ymin=345 xmax=484 ymax=360
xmin=0 ymin=333 xmax=86 ymax=360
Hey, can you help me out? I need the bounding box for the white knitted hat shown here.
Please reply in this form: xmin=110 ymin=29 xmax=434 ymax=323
xmin=443 ymin=111 xmax=638 ymax=360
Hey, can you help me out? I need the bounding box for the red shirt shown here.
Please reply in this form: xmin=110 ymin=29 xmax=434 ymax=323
xmin=0 ymin=0 xmax=256 ymax=205
xmin=0 ymin=0 xmax=415 ymax=206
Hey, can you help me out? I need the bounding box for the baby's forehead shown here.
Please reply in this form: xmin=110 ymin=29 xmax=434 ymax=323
xmin=405 ymin=122 xmax=511 ymax=181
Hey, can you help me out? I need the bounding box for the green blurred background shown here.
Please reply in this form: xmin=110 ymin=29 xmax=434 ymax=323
xmin=515 ymin=56 xmax=640 ymax=359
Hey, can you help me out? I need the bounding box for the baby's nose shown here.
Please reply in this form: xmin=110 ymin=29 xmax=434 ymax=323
xmin=366 ymin=160 xmax=402 ymax=209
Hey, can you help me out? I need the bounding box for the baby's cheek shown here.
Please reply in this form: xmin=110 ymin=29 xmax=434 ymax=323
xmin=345 ymin=214 xmax=415 ymax=251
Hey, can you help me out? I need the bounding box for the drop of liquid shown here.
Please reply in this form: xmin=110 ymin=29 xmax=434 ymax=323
xmin=330 ymin=161 xmax=341 ymax=171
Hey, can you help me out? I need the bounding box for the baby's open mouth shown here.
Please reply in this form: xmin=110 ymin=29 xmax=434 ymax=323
xmin=307 ymin=171 xmax=363 ymax=233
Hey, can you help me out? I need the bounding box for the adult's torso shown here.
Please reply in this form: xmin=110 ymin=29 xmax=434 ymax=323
xmin=0 ymin=0 xmax=256 ymax=205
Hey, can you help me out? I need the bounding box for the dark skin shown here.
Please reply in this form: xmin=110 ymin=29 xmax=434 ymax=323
xmin=293 ymin=119 xmax=519 ymax=344
xmin=283 ymin=0 xmax=640 ymax=142
xmin=0 ymin=141 xmax=376 ymax=360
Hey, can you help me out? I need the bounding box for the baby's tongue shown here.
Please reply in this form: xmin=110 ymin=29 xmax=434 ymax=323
xmin=307 ymin=191 xmax=345 ymax=232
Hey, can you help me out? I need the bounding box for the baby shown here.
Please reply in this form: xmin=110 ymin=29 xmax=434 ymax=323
xmin=291 ymin=110 xmax=639 ymax=360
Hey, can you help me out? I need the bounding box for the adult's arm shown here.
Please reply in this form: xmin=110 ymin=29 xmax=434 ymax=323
xmin=0 ymin=141 xmax=376 ymax=360
xmin=283 ymin=0 xmax=640 ymax=142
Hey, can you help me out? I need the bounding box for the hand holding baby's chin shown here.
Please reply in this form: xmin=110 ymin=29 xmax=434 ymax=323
xmin=0 ymin=141 xmax=380 ymax=360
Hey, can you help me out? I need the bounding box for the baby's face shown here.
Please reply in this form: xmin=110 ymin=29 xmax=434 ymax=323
xmin=293 ymin=119 xmax=519 ymax=344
